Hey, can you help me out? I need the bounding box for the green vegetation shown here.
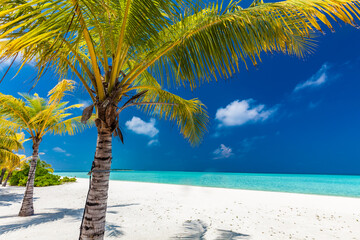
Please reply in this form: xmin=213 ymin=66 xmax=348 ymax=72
xmin=61 ymin=176 xmax=77 ymax=183
xmin=10 ymin=160 xmax=76 ymax=187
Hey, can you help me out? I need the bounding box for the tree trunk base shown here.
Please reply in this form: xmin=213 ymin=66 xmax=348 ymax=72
xmin=18 ymin=208 xmax=34 ymax=217
xmin=18 ymin=140 xmax=40 ymax=217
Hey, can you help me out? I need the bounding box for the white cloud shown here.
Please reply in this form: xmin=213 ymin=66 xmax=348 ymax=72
xmin=77 ymin=99 xmax=93 ymax=110
xmin=294 ymin=63 xmax=329 ymax=92
xmin=213 ymin=144 xmax=233 ymax=159
xmin=215 ymin=99 xmax=278 ymax=127
xmin=147 ymin=139 xmax=160 ymax=147
xmin=125 ymin=117 xmax=159 ymax=138
xmin=52 ymin=147 xmax=72 ymax=157
xmin=0 ymin=51 xmax=36 ymax=72
xmin=53 ymin=147 xmax=66 ymax=153
xmin=39 ymin=152 xmax=46 ymax=155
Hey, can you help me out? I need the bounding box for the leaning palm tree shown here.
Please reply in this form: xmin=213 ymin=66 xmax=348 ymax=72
xmin=1 ymin=0 xmax=359 ymax=238
xmin=0 ymin=126 xmax=24 ymax=184
xmin=0 ymin=79 xmax=93 ymax=216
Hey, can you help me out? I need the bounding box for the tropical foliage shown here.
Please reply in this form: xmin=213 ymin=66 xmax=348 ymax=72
xmin=0 ymin=79 xmax=93 ymax=216
xmin=1 ymin=154 xmax=28 ymax=187
xmin=9 ymin=159 xmax=76 ymax=187
xmin=0 ymin=0 xmax=359 ymax=238
xmin=0 ymin=125 xmax=26 ymax=186
xmin=0 ymin=125 xmax=24 ymax=164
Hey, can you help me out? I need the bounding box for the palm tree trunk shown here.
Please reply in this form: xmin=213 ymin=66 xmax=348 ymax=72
xmin=2 ymin=170 xmax=12 ymax=187
xmin=18 ymin=140 xmax=40 ymax=217
xmin=0 ymin=168 xmax=6 ymax=184
xmin=79 ymin=127 xmax=112 ymax=240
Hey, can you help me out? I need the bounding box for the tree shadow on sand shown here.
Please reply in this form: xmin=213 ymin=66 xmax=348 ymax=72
xmin=108 ymin=203 xmax=140 ymax=208
xmin=0 ymin=208 xmax=83 ymax=234
xmin=173 ymin=220 xmax=251 ymax=240
xmin=172 ymin=219 xmax=208 ymax=239
xmin=215 ymin=229 xmax=250 ymax=240
xmin=0 ymin=202 xmax=139 ymax=237
xmin=105 ymin=203 xmax=139 ymax=238
xmin=0 ymin=188 xmax=24 ymax=207
xmin=106 ymin=222 xmax=124 ymax=238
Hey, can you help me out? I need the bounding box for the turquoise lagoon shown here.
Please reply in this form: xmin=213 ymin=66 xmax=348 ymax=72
xmin=56 ymin=171 xmax=360 ymax=198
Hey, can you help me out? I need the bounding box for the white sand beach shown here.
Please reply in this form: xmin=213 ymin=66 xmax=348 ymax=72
xmin=1 ymin=179 xmax=360 ymax=240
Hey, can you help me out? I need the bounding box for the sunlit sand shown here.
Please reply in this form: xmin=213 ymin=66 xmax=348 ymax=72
xmin=1 ymin=179 xmax=360 ymax=240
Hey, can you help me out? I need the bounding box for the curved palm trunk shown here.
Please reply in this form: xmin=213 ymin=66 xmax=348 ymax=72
xmin=2 ymin=170 xmax=12 ymax=187
xmin=18 ymin=140 xmax=40 ymax=217
xmin=79 ymin=127 xmax=112 ymax=240
xmin=0 ymin=168 xmax=6 ymax=184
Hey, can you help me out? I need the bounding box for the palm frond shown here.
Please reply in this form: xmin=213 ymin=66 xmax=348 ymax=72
xmin=48 ymin=79 xmax=76 ymax=105
xmin=130 ymin=71 xmax=208 ymax=145
xmin=48 ymin=114 xmax=95 ymax=136
xmin=0 ymin=93 xmax=32 ymax=134
xmin=127 ymin=0 xmax=360 ymax=88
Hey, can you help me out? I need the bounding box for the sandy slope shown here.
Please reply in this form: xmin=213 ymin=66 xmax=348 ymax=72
xmin=0 ymin=178 xmax=360 ymax=240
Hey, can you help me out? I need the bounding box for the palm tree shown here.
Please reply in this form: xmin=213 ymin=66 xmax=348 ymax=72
xmin=0 ymin=126 xmax=24 ymax=184
xmin=1 ymin=0 xmax=359 ymax=238
xmin=1 ymin=154 xmax=28 ymax=187
xmin=0 ymin=79 xmax=93 ymax=216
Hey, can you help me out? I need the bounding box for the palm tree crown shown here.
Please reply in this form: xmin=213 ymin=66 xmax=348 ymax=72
xmin=0 ymin=79 xmax=92 ymax=142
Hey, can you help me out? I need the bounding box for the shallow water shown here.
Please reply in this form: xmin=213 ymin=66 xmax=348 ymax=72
xmin=56 ymin=171 xmax=360 ymax=198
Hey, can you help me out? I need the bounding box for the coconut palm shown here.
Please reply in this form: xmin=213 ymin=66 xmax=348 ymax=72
xmin=1 ymin=0 xmax=360 ymax=238
xmin=0 ymin=126 xmax=24 ymax=184
xmin=1 ymin=154 xmax=28 ymax=187
xmin=0 ymin=79 xmax=93 ymax=216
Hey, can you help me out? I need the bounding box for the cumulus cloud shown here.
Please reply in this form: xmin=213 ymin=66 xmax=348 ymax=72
xmin=215 ymin=99 xmax=278 ymax=127
xmin=213 ymin=144 xmax=233 ymax=159
xmin=294 ymin=63 xmax=329 ymax=92
xmin=53 ymin=147 xmax=66 ymax=153
xmin=147 ymin=139 xmax=160 ymax=147
xmin=52 ymin=146 xmax=72 ymax=157
xmin=77 ymin=99 xmax=93 ymax=110
xmin=125 ymin=117 xmax=159 ymax=138
xmin=39 ymin=152 xmax=46 ymax=155
xmin=0 ymin=51 xmax=35 ymax=72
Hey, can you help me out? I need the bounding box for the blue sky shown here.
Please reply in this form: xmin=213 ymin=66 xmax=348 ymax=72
xmin=1 ymin=4 xmax=360 ymax=174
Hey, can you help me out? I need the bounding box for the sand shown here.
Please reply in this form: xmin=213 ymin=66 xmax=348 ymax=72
xmin=1 ymin=178 xmax=360 ymax=240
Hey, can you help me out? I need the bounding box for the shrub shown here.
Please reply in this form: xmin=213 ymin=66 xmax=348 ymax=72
xmin=61 ymin=176 xmax=76 ymax=183
xmin=9 ymin=159 xmax=76 ymax=187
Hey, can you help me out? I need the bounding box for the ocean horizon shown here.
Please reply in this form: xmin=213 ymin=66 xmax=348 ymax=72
xmin=56 ymin=171 xmax=360 ymax=198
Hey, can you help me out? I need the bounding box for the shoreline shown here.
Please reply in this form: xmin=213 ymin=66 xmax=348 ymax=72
xmin=56 ymin=171 xmax=360 ymax=198
xmin=1 ymin=179 xmax=360 ymax=239
xmin=55 ymin=170 xmax=360 ymax=177
xmin=71 ymin=177 xmax=360 ymax=199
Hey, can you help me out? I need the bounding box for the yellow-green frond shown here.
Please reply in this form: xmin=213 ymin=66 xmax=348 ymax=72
xmin=131 ymin=71 xmax=208 ymax=145
xmin=48 ymin=114 xmax=95 ymax=136
xmin=0 ymin=94 xmax=31 ymax=132
xmin=48 ymin=79 xmax=76 ymax=105
xmin=129 ymin=0 xmax=359 ymax=89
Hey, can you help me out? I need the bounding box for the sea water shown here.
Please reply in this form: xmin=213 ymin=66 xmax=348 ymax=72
xmin=56 ymin=171 xmax=360 ymax=198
